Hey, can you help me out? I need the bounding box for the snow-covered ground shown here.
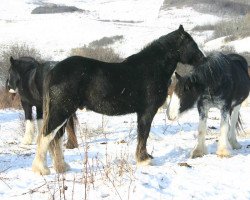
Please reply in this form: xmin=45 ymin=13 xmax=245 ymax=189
xmin=1 ymin=0 xmax=250 ymax=199
xmin=1 ymin=108 xmax=250 ymax=200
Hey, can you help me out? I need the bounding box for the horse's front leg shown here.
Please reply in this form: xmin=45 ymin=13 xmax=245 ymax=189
xmin=216 ymin=110 xmax=232 ymax=157
xmin=21 ymin=101 xmax=35 ymax=145
xmin=136 ymin=108 xmax=157 ymax=166
xmin=191 ymin=112 xmax=208 ymax=158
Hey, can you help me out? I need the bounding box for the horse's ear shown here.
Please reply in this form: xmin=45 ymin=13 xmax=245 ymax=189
xmin=10 ymin=56 xmax=15 ymax=65
xmin=175 ymin=72 xmax=182 ymax=80
xmin=179 ymin=25 xmax=184 ymax=32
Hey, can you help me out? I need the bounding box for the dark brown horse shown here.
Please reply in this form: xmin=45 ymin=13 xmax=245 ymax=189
xmin=32 ymin=25 xmax=205 ymax=175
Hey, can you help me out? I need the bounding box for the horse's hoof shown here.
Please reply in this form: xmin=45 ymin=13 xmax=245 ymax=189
xmin=136 ymin=153 xmax=153 ymax=166
xmin=22 ymin=136 xmax=33 ymax=145
xmin=216 ymin=148 xmax=231 ymax=158
xmin=65 ymin=142 xmax=78 ymax=149
xmin=190 ymin=150 xmax=205 ymax=159
xmin=190 ymin=147 xmax=207 ymax=159
xmin=136 ymin=158 xmax=152 ymax=166
xmin=230 ymin=142 xmax=242 ymax=150
xmin=55 ymin=162 xmax=71 ymax=173
xmin=32 ymin=164 xmax=51 ymax=175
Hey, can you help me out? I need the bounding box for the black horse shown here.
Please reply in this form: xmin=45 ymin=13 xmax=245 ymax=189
xmin=167 ymin=52 xmax=250 ymax=158
xmin=32 ymin=25 xmax=205 ymax=175
xmin=6 ymin=57 xmax=78 ymax=149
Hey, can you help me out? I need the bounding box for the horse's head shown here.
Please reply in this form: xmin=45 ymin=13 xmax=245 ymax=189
xmin=176 ymin=25 xmax=205 ymax=67
xmin=167 ymin=72 xmax=203 ymax=120
xmin=6 ymin=57 xmax=20 ymax=94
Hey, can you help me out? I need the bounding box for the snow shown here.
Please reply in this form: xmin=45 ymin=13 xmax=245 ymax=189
xmin=0 ymin=0 xmax=220 ymax=60
xmin=0 ymin=0 xmax=250 ymax=199
xmin=1 ymin=108 xmax=250 ymax=200
xmin=204 ymin=36 xmax=250 ymax=53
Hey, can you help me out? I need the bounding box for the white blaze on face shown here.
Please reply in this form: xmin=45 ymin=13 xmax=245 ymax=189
xmin=9 ymin=88 xmax=18 ymax=93
xmin=167 ymin=92 xmax=181 ymax=121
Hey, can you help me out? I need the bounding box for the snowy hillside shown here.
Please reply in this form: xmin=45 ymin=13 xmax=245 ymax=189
xmin=0 ymin=0 xmax=220 ymax=60
xmin=0 ymin=0 xmax=250 ymax=200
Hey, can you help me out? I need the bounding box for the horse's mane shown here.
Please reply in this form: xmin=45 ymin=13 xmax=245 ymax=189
xmin=188 ymin=52 xmax=229 ymax=87
xmin=13 ymin=57 xmax=40 ymax=75
xmin=19 ymin=56 xmax=38 ymax=62
xmin=124 ymin=30 xmax=180 ymax=63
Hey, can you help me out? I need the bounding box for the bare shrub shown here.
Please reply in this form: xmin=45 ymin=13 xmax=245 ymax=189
xmin=71 ymin=45 xmax=123 ymax=62
xmin=0 ymin=43 xmax=46 ymax=109
xmin=89 ymin=35 xmax=124 ymax=48
xmin=0 ymin=43 xmax=43 ymax=87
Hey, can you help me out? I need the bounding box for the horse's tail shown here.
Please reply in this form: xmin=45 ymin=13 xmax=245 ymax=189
xmin=42 ymin=71 xmax=53 ymax=136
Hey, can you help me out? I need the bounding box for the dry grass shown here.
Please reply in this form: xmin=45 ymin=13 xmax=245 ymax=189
xmin=71 ymin=45 xmax=123 ymax=63
xmin=163 ymin=0 xmax=250 ymax=16
xmin=0 ymin=42 xmax=44 ymax=88
xmin=88 ymin=35 xmax=124 ymax=48
xmin=0 ymin=87 xmax=21 ymax=109
xmin=214 ymin=14 xmax=250 ymax=40
xmin=192 ymin=13 xmax=250 ymax=42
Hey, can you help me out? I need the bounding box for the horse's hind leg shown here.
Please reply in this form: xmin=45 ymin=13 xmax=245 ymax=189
xmin=21 ymin=101 xmax=35 ymax=145
xmin=136 ymin=108 xmax=157 ymax=166
xmin=49 ymin=127 xmax=70 ymax=173
xmin=65 ymin=114 xmax=78 ymax=149
xmin=216 ymin=110 xmax=232 ymax=157
xmin=228 ymin=104 xmax=242 ymax=149
xmin=32 ymin=119 xmax=67 ymax=175
xmin=191 ymin=108 xmax=208 ymax=158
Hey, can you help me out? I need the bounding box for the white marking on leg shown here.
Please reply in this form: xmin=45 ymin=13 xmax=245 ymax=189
xmin=22 ymin=120 xmax=35 ymax=145
xmin=217 ymin=113 xmax=232 ymax=157
xmin=191 ymin=117 xmax=208 ymax=158
xmin=229 ymin=105 xmax=242 ymax=149
xmin=37 ymin=119 xmax=43 ymax=134
xmin=167 ymin=92 xmax=180 ymax=121
xmin=32 ymin=120 xmax=67 ymax=175
xmin=35 ymin=119 xmax=43 ymax=144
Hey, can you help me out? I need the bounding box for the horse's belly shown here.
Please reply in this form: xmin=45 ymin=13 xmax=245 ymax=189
xmin=85 ymin=98 xmax=136 ymax=116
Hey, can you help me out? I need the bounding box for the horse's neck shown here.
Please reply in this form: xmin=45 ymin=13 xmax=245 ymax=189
xmin=20 ymin=68 xmax=41 ymax=100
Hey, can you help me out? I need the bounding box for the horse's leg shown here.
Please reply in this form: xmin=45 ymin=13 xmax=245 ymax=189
xmin=32 ymin=119 xmax=67 ymax=175
xmin=136 ymin=107 xmax=157 ymax=165
xmin=21 ymin=101 xmax=35 ymax=145
xmin=49 ymin=127 xmax=70 ymax=173
xmin=216 ymin=110 xmax=232 ymax=157
xmin=35 ymin=106 xmax=43 ymax=144
xmin=65 ymin=114 xmax=78 ymax=149
xmin=228 ymin=104 xmax=242 ymax=149
xmin=191 ymin=107 xmax=208 ymax=158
